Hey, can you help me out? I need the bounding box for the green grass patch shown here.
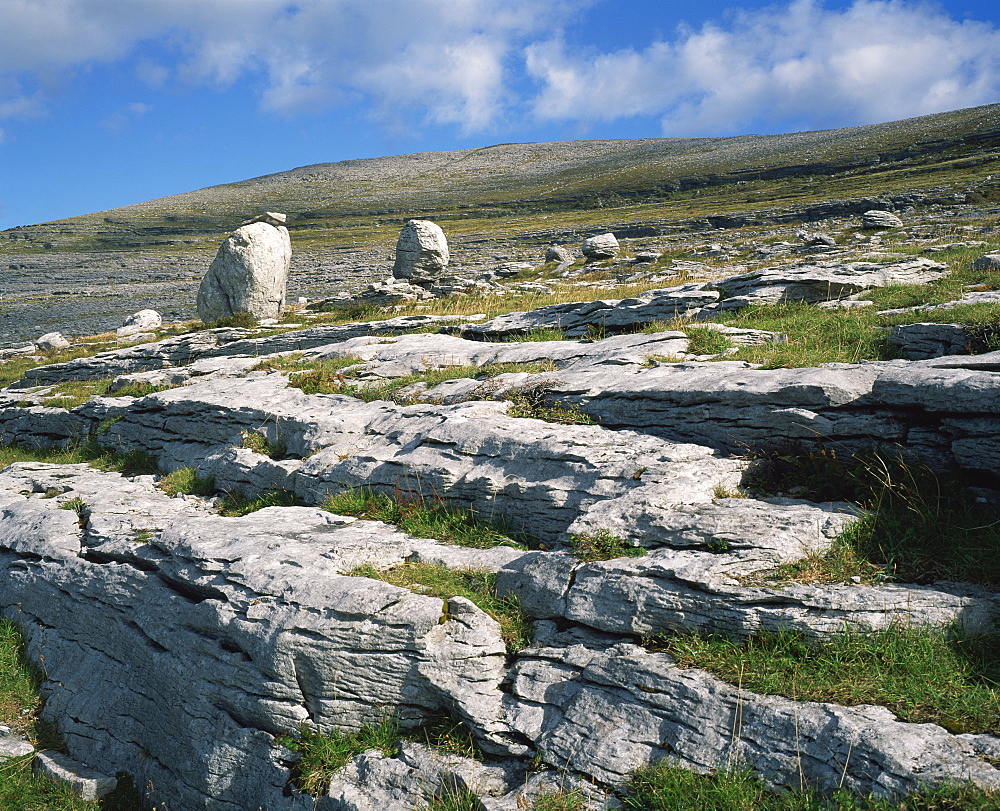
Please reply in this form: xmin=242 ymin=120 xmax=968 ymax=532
xmin=0 ymin=442 xmax=159 ymax=479
xmin=347 ymin=563 xmax=532 ymax=652
xmin=209 ymin=312 xmax=257 ymax=329
xmin=620 ymin=761 xmax=1000 ymax=810
xmin=747 ymin=449 xmax=1000 ymax=587
xmin=684 ymin=327 xmax=734 ymax=356
xmin=277 ymin=718 xmax=398 ymax=797
xmin=402 ymin=713 xmax=483 ymax=761
xmin=569 ymin=530 xmax=647 ymax=562
xmin=505 ymin=384 xmax=596 ymax=425
xmin=532 ymin=790 xmax=588 ymax=811
xmin=157 ymin=467 xmax=215 ymax=497
xmin=649 ymin=625 xmax=1000 ymax=735
xmin=321 ymin=487 xmax=527 ymax=549
xmin=217 ymin=489 xmax=299 ymax=516
xmin=421 ymin=786 xmax=481 ymax=811
xmin=240 ymin=431 xmax=288 ymax=460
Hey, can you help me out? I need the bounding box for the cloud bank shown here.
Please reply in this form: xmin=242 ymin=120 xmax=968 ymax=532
xmin=1 ymin=0 xmax=998 ymax=137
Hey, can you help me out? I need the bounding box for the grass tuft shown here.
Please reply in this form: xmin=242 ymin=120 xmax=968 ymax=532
xmin=277 ymin=718 xmax=398 ymax=797
xmin=158 ymin=467 xmax=215 ymax=497
xmin=217 ymin=489 xmax=299 ymax=516
xmin=569 ymin=530 xmax=646 ymax=562
xmin=347 ymin=563 xmax=532 ymax=652
xmin=321 ymin=487 xmax=527 ymax=549
xmin=648 ymin=625 xmax=1000 ymax=735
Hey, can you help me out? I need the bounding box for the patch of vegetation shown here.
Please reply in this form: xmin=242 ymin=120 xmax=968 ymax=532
xmin=421 ymin=786 xmax=482 ymax=811
xmin=620 ymin=761 xmax=1000 ymax=810
xmin=505 ymin=385 xmax=596 ymax=425
xmin=42 ymin=379 xmax=113 ymax=410
xmin=569 ymin=530 xmax=647 ymax=562
xmin=747 ymin=448 xmax=1000 ymax=587
xmin=109 ymin=381 xmax=173 ymax=399
xmin=277 ymin=718 xmax=399 ymax=797
xmin=347 ymin=563 xmax=532 ymax=652
xmin=533 ymin=789 xmax=588 ymax=811
xmin=217 ymin=489 xmax=299 ymax=516
xmin=209 ymin=312 xmax=257 ymax=329
xmin=158 ymin=467 xmax=215 ymax=497
xmin=499 ymin=328 xmax=567 ymax=343
xmin=283 ymin=359 xmax=558 ymax=403
xmin=321 ymin=487 xmax=527 ymax=549
xmin=684 ymin=327 xmax=734 ymax=356
xmin=648 ymin=625 xmax=1000 ymax=735
xmin=739 ymin=536 xmax=887 ymax=587
xmin=240 ymin=430 xmax=288 ymax=460
xmin=0 ymin=441 xmax=159 ymax=480
xmin=402 ymin=713 xmax=483 ymax=761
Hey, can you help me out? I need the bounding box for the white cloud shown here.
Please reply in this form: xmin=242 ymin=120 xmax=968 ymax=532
xmin=525 ymin=0 xmax=1000 ymax=135
xmin=1 ymin=0 xmax=998 ymax=137
xmin=0 ymin=0 xmax=585 ymax=132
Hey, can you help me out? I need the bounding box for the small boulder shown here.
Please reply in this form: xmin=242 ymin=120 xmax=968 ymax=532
xmin=117 ymin=309 xmax=162 ymax=338
xmin=196 ymin=217 xmax=292 ymax=323
xmin=392 ymin=220 xmax=449 ymax=284
xmin=36 ymin=332 xmax=70 ymax=351
xmin=971 ymin=254 xmax=1000 ymax=271
xmin=241 ymin=211 xmax=287 ymax=227
xmin=862 ymin=210 xmax=903 ymax=229
xmin=33 ymin=752 xmax=117 ymax=800
xmin=633 ymin=251 xmax=663 ymax=263
xmin=796 ymin=230 xmax=836 ymax=246
xmin=545 ymin=245 xmax=572 ymax=263
xmin=581 ymin=233 xmax=619 ymax=259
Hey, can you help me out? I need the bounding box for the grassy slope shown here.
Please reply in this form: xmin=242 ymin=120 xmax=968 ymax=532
xmin=3 ymin=103 xmax=1000 ymax=255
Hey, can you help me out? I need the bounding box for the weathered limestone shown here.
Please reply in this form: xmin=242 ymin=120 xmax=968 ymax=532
xmin=196 ymin=218 xmax=292 ymax=323
xmin=117 ymin=309 xmax=162 ymax=337
xmin=36 ymin=331 xmax=70 ymax=351
xmin=545 ymin=245 xmax=572 ymax=263
xmin=505 ymin=629 xmax=1000 ymax=796
xmin=888 ymin=322 xmax=972 ymax=359
xmin=971 ymin=253 xmax=1000 ymax=271
xmin=0 ymin=464 xmax=519 ymax=808
xmin=392 ymin=220 xmax=449 ymax=284
xmin=581 ymin=233 xmax=619 ymax=260
xmin=862 ymin=210 xmax=903 ymax=228
xmin=33 ymin=752 xmax=118 ymax=800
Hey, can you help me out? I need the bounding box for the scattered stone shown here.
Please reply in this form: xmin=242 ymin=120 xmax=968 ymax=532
xmin=241 ymin=211 xmax=287 ymax=227
xmin=196 ymin=219 xmax=292 ymax=323
xmin=972 ymin=254 xmax=1000 ymax=271
xmin=545 ymin=245 xmax=572 ymax=263
xmin=0 ymin=344 xmax=36 ymax=359
xmin=116 ymin=332 xmax=157 ymax=346
xmin=632 ymin=251 xmax=662 ymax=263
xmin=391 ymin=220 xmax=449 ymax=284
xmin=0 ymin=726 xmax=33 ymax=761
xmin=795 ymin=229 xmax=836 ymax=246
xmin=862 ymin=210 xmax=903 ymax=229
xmin=36 ymin=332 xmax=70 ymax=351
xmin=117 ymin=309 xmax=162 ymax=337
xmin=33 ymin=752 xmax=117 ymax=800
xmin=581 ymin=233 xmax=619 ymax=260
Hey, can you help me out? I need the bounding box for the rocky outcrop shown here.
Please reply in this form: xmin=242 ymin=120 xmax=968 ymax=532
xmin=392 ymin=220 xmax=450 ymax=283
xmin=2 ymin=240 xmax=1000 ymax=808
xmin=196 ymin=218 xmax=292 ymax=323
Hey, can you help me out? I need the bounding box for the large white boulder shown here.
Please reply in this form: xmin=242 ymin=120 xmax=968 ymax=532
xmin=196 ymin=219 xmax=292 ymax=323
xmin=581 ymin=233 xmax=619 ymax=259
xmin=392 ymin=219 xmax=449 ymax=284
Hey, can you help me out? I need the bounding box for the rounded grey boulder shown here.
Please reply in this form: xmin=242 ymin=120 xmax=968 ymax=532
xmin=392 ymin=220 xmax=449 ymax=284
xmin=581 ymin=232 xmax=619 ymax=259
xmin=196 ymin=220 xmax=292 ymax=323
xmin=862 ymin=210 xmax=903 ymax=229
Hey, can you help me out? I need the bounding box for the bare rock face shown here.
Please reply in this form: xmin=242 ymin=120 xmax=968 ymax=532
xmin=392 ymin=220 xmax=449 ymax=284
xmin=196 ymin=219 xmax=292 ymax=323
xmin=581 ymin=233 xmax=619 ymax=259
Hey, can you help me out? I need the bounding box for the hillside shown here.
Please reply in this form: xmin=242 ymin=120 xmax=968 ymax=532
xmin=4 ymin=101 xmax=1000 ymax=256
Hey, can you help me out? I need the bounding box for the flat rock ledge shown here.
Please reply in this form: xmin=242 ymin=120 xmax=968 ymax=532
xmin=1 ymin=295 xmax=1000 ymax=807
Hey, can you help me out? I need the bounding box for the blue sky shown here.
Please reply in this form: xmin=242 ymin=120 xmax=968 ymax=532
xmin=1 ymin=0 xmax=999 ymax=229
